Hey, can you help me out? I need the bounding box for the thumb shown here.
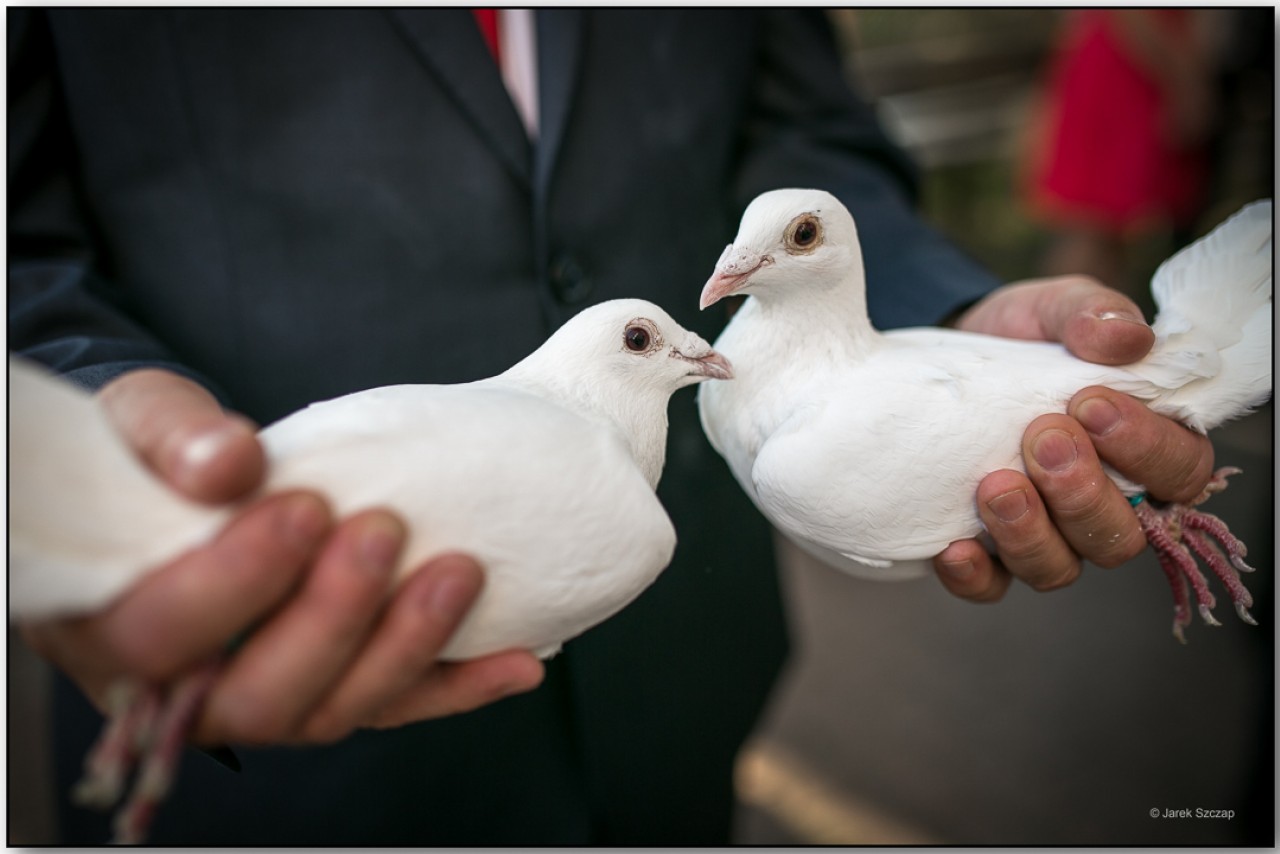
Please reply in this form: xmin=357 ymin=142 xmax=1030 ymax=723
xmin=98 ymin=368 xmax=265 ymax=503
xmin=957 ymin=276 xmax=1155 ymax=366
xmin=1032 ymin=276 xmax=1155 ymax=366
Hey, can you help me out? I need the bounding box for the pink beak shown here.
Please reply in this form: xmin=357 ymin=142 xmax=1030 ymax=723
xmin=681 ymin=348 xmax=734 ymax=381
xmin=699 ymin=245 xmax=770 ymax=310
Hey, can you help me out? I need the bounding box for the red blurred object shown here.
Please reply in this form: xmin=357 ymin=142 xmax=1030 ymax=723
xmin=1027 ymin=9 xmax=1209 ymax=234
xmin=473 ymin=8 xmax=500 ymax=64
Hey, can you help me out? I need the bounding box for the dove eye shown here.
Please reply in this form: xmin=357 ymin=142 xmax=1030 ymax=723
xmin=785 ymin=215 xmax=823 ymax=254
xmin=622 ymin=319 xmax=660 ymax=354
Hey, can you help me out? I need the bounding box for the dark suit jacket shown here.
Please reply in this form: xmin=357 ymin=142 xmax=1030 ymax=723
xmin=8 ymin=8 xmax=998 ymax=844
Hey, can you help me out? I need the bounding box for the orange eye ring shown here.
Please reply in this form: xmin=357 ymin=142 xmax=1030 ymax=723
xmin=784 ymin=214 xmax=823 ymax=253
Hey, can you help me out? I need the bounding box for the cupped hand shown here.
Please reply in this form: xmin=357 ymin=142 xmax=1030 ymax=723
xmin=20 ymin=368 xmax=544 ymax=745
xmin=932 ymin=276 xmax=1216 ymax=602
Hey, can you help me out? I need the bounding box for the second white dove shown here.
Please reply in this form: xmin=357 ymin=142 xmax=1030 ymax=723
xmin=697 ymin=189 xmax=1271 ymax=589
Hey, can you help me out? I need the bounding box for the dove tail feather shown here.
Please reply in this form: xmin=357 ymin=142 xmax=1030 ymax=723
xmin=8 ymin=358 xmax=225 ymax=620
xmin=1137 ymin=201 xmax=1273 ymax=432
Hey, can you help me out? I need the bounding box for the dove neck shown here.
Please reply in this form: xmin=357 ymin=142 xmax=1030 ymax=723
xmin=494 ymin=364 xmax=669 ymax=490
xmin=750 ymin=283 xmax=877 ymax=361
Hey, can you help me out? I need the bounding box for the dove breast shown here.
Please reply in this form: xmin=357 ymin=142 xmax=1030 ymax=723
xmin=730 ymin=330 xmax=1136 ymax=578
xmin=259 ymin=382 xmax=676 ymax=660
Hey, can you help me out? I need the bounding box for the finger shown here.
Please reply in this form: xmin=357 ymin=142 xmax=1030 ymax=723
xmin=1031 ymin=276 xmax=1154 ymax=365
xmin=974 ymin=468 xmax=1084 ymax=590
xmin=955 ymin=277 xmax=1154 ymax=365
xmin=1069 ymin=387 xmax=1215 ymax=504
xmin=1023 ymin=415 xmax=1148 ymax=569
xmin=197 ymin=509 xmax=406 ymax=744
xmin=296 ymin=553 xmax=487 ymax=743
xmin=366 ymin=650 xmax=545 ymax=730
xmin=933 ymin=538 xmax=1012 ymax=603
xmin=98 ymin=369 xmax=265 ymax=503
xmin=36 ymin=491 xmax=332 ymax=688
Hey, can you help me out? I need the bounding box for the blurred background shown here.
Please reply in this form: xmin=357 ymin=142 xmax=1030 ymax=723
xmin=8 ymin=7 xmax=1274 ymax=847
xmin=733 ymin=7 xmax=1274 ymax=846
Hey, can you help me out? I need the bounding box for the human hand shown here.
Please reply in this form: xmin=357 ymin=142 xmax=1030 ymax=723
xmin=20 ymin=369 xmax=543 ymax=744
xmin=931 ymin=276 xmax=1216 ymax=602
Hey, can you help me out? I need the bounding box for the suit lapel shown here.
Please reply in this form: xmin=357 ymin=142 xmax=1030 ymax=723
xmin=533 ymin=9 xmax=585 ymax=200
xmin=386 ymin=8 xmax=532 ymax=186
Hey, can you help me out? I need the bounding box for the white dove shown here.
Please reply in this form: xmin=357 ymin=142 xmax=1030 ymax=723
xmin=698 ymin=189 xmax=1271 ymax=638
xmin=9 ymin=298 xmax=732 ymax=843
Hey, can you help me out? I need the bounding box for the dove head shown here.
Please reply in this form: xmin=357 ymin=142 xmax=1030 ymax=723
xmin=699 ymin=188 xmax=865 ymax=311
xmin=543 ymin=298 xmax=733 ymax=389
xmin=500 ymin=299 xmax=732 ymax=487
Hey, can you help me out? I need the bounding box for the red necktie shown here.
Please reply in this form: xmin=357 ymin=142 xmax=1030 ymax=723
xmin=473 ymin=9 xmax=501 ymax=64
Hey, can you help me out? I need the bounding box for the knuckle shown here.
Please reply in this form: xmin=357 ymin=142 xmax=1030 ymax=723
xmin=108 ymin=627 xmax=186 ymax=682
xmin=1132 ymin=430 xmax=1206 ymax=493
xmin=213 ymin=505 xmax=318 ymax=585
xmin=217 ymin=695 xmax=292 ymax=744
xmin=966 ymin=575 xmax=1010 ymax=604
xmin=1045 ymin=479 xmax=1109 ymax=520
xmin=993 ymin=534 xmax=1045 ymax=566
xmin=1163 ymin=437 xmax=1215 ymax=504
xmin=1031 ymin=452 xmax=1115 ymax=525
xmin=1048 ymin=492 xmax=1137 ymax=564
xmin=988 ymin=507 xmax=1055 ymax=565
xmin=305 ymin=575 xmax=389 ymax=634
xmin=299 ymin=709 xmax=353 ymax=745
xmin=1088 ymin=524 xmax=1148 ymax=569
xmin=1029 ymin=560 xmax=1081 ymax=592
xmin=992 ymin=526 xmax=1078 ymax=590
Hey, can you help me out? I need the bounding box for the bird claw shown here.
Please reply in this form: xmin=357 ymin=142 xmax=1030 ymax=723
xmin=1135 ymin=467 xmax=1258 ymax=642
xmin=71 ymin=772 xmax=125 ymax=811
xmin=71 ymin=679 xmax=161 ymax=812
xmin=1199 ymin=466 xmax=1243 ymax=500
xmin=1197 ymin=603 xmax=1222 ymax=627
xmin=1231 ymin=554 xmax=1256 ymax=574
xmin=72 ymin=664 xmax=219 ymax=844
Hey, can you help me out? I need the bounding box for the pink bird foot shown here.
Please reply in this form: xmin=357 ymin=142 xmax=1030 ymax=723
xmin=1133 ymin=466 xmax=1257 ymax=643
xmin=71 ymin=663 xmax=220 ymax=844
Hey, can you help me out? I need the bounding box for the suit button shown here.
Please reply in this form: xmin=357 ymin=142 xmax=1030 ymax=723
xmin=548 ymin=253 xmax=593 ymax=304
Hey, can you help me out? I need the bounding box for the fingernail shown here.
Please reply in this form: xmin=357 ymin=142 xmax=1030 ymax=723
xmin=424 ymin=564 xmax=479 ymax=621
xmin=987 ymin=489 xmax=1029 ymax=523
xmin=176 ymin=424 xmax=243 ymax=481
xmin=1032 ymin=430 xmax=1078 ymax=472
xmin=1094 ymin=309 xmax=1148 ymax=327
xmin=358 ymin=516 xmax=403 ymax=575
xmin=284 ymin=495 xmax=329 ymax=546
xmin=940 ymin=559 xmax=976 ymax=581
xmin=1076 ymin=396 xmax=1121 ymax=437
